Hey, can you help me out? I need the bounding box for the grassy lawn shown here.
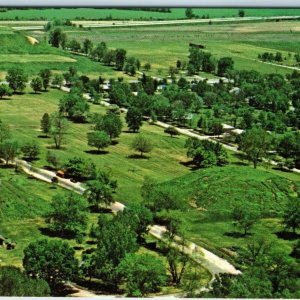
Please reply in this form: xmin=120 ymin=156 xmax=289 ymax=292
xmin=1 ymin=8 xmax=300 ymax=21
xmin=0 ymin=88 xmax=190 ymax=204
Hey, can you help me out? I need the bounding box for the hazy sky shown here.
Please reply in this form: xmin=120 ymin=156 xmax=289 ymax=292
xmin=2 ymin=0 xmax=300 ymax=7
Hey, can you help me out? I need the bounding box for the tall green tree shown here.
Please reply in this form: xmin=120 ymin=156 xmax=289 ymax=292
xmin=125 ymin=107 xmax=143 ymax=132
xmin=117 ymin=253 xmax=166 ymax=296
xmin=83 ymin=38 xmax=93 ymax=56
xmin=130 ymin=134 xmax=153 ymax=157
xmin=217 ymin=57 xmax=234 ymax=76
xmin=0 ymin=140 xmax=19 ymax=165
xmin=283 ymin=197 xmax=300 ymax=234
xmin=0 ymin=266 xmax=50 ymax=296
xmin=46 ymin=193 xmax=88 ymax=239
xmin=6 ymin=68 xmax=28 ymax=93
xmin=239 ymin=128 xmax=273 ymax=168
xmin=40 ymin=113 xmax=51 ymax=137
xmin=87 ymin=130 xmax=111 ymax=152
xmin=115 ymin=48 xmax=127 ymax=71
xmin=23 ymin=239 xmax=78 ymax=294
xmin=50 ymin=112 xmax=69 ymax=149
xmin=92 ymin=219 xmax=138 ymax=286
xmin=39 ymin=69 xmax=52 ymax=91
xmin=0 ymin=83 xmax=12 ymax=99
xmin=30 ymin=77 xmax=43 ymax=93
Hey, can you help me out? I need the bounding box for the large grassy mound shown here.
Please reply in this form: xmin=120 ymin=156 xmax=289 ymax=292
xmin=161 ymin=166 xmax=299 ymax=219
xmin=0 ymin=30 xmax=122 ymax=77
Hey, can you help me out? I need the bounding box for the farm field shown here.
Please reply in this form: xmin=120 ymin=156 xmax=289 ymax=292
xmin=0 ymin=8 xmax=300 ymax=21
xmin=57 ymin=21 xmax=300 ymax=76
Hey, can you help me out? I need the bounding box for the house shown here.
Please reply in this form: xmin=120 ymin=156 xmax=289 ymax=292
xmin=56 ymin=170 xmax=65 ymax=178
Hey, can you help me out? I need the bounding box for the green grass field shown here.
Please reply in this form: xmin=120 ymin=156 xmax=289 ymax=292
xmin=0 ymin=8 xmax=300 ymax=21
xmin=62 ymin=21 xmax=300 ymax=76
xmin=0 ymin=88 xmax=190 ymax=204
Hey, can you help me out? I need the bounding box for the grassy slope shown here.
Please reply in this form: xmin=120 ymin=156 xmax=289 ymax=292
xmin=159 ymin=166 xmax=300 ymax=258
xmin=0 ymin=30 xmax=132 ymax=78
xmin=0 ymin=8 xmax=300 ymax=21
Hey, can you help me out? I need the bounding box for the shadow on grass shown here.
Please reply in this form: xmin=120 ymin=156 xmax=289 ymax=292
xmin=46 ymin=146 xmax=66 ymax=150
xmin=85 ymin=149 xmax=109 ymax=155
xmin=110 ymin=140 xmax=119 ymax=146
xmin=272 ymin=167 xmax=293 ymax=173
xmin=73 ymin=245 xmax=84 ymax=251
xmin=122 ymin=130 xmax=139 ymax=134
xmin=276 ymin=230 xmax=300 ymax=241
xmin=0 ymin=164 xmax=14 ymax=169
xmin=86 ymin=240 xmax=97 ymax=245
xmin=39 ymin=227 xmax=75 ymax=240
xmin=37 ymin=135 xmax=50 ymax=139
xmin=224 ymin=231 xmax=250 ymax=238
xmin=127 ymin=154 xmax=149 ymax=159
xmin=231 ymin=161 xmax=249 ymax=166
xmin=74 ymin=279 xmax=121 ymax=295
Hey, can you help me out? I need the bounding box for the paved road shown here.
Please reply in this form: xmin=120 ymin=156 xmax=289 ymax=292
xmin=8 ymin=15 xmax=300 ymax=31
xmin=9 ymin=158 xmax=240 ymax=278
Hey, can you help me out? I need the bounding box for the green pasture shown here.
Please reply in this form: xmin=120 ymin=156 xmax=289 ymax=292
xmin=0 ymin=8 xmax=300 ymax=21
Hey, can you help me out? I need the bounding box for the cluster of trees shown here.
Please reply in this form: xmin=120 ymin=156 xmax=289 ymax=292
xmin=202 ymin=235 xmax=300 ymax=298
xmin=258 ymin=51 xmax=283 ymax=63
xmin=185 ymin=138 xmax=229 ymax=168
xmin=188 ymin=46 xmax=234 ymax=76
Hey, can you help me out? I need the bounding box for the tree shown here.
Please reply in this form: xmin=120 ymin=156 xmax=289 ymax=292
xmin=93 ymin=111 xmax=122 ymax=139
xmin=0 ymin=119 xmax=11 ymax=143
xmin=84 ymin=178 xmax=114 ymax=210
xmin=115 ymin=48 xmax=127 ymax=71
xmin=239 ymin=128 xmax=273 ymax=168
xmin=39 ymin=69 xmax=52 ymax=91
xmin=50 ymin=112 xmax=69 ymax=149
xmin=6 ymin=68 xmax=28 ymax=93
xmin=59 ymin=88 xmax=89 ymax=121
xmin=51 ymin=74 xmax=64 ymax=88
xmin=46 ymin=151 xmax=61 ymax=169
xmin=40 ymin=113 xmax=51 ymax=137
xmin=164 ymin=126 xmax=180 ymax=137
xmin=238 ymin=9 xmax=245 ymax=17
xmin=0 ymin=141 xmax=19 ymax=165
xmin=283 ymin=197 xmax=300 ymax=234
xmin=30 ymin=77 xmax=43 ymax=93
xmin=185 ymin=8 xmax=194 ymax=18
xmin=0 ymin=83 xmax=12 ymax=99
xmin=23 ymin=239 xmax=78 ymax=294
xmin=130 ymin=134 xmax=153 ymax=157
xmin=116 ymin=203 xmax=153 ymax=241
xmin=64 ymin=156 xmax=96 ymax=181
xmin=87 ymin=130 xmax=111 ymax=152
xmin=117 ymin=253 xmax=166 ymax=296
xmin=21 ymin=142 xmax=40 ymax=161
xmin=92 ymin=219 xmax=138 ymax=285
xmin=68 ymin=39 xmax=81 ymax=52
xmin=0 ymin=266 xmax=50 ymax=296
xmin=49 ymin=28 xmax=66 ymax=48
xmin=217 ymin=57 xmax=234 ymax=76
xmin=144 ymin=62 xmax=151 ymax=71
xmin=125 ymin=107 xmax=143 ymax=132
xmin=232 ymin=201 xmax=260 ymax=235
xmin=46 ymin=193 xmax=88 ymax=239
xmin=83 ymin=38 xmax=93 ymax=56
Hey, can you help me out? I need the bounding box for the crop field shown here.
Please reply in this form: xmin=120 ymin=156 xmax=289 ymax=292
xmin=1 ymin=8 xmax=300 ymax=21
